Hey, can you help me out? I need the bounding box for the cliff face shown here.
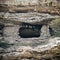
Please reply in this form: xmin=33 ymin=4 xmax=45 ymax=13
xmin=0 ymin=0 xmax=58 ymax=6
xmin=0 ymin=0 xmax=60 ymax=60
xmin=0 ymin=0 xmax=38 ymax=6
xmin=0 ymin=40 xmax=60 ymax=60
xmin=0 ymin=0 xmax=60 ymax=15
xmin=0 ymin=0 xmax=5 ymax=4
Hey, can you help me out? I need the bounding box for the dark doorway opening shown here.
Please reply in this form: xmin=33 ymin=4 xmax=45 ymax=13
xmin=19 ymin=23 xmax=42 ymax=38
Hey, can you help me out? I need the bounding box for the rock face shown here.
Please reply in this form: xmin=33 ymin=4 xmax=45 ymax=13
xmin=0 ymin=12 xmax=59 ymax=39
xmin=0 ymin=0 xmax=60 ymax=15
xmin=0 ymin=0 xmax=38 ymax=6
xmin=0 ymin=45 xmax=60 ymax=60
xmin=0 ymin=0 xmax=58 ymax=6
xmin=0 ymin=12 xmax=59 ymax=46
xmin=0 ymin=8 xmax=60 ymax=60
xmin=3 ymin=25 xmax=20 ymax=44
xmin=40 ymin=25 xmax=50 ymax=38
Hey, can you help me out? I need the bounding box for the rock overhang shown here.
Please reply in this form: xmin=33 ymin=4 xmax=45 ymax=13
xmin=0 ymin=12 xmax=59 ymax=25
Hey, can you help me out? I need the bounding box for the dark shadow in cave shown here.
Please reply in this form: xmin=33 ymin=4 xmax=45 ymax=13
xmin=19 ymin=23 xmax=43 ymax=38
xmin=49 ymin=26 xmax=55 ymax=36
xmin=0 ymin=23 xmax=5 ymax=36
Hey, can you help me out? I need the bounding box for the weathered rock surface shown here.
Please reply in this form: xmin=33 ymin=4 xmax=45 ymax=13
xmin=0 ymin=12 xmax=60 ymax=46
xmin=0 ymin=12 xmax=59 ymax=24
xmin=0 ymin=37 xmax=60 ymax=60
xmin=0 ymin=10 xmax=60 ymax=60
xmin=0 ymin=45 xmax=60 ymax=60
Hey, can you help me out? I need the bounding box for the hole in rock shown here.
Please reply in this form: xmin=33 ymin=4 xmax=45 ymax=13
xmin=0 ymin=23 xmax=5 ymax=36
xmin=49 ymin=27 xmax=54 ymax=36
xmin=19 ymin=23 xmax=42 ymax=38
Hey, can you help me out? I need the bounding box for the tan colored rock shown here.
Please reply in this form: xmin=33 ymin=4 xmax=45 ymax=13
xmin=0 ymin=45 xmax=60 ymax=60
xmin=19 ymin=51 xmax=32 ymax=59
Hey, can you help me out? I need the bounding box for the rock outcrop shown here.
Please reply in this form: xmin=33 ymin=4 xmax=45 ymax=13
xmin=0 ymin=0 xmax=60 ymax=15
xmin=0 ymin=45 xmax=60 ymax=60
xmin=0 ymin=1 xmax=60 ymax=59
